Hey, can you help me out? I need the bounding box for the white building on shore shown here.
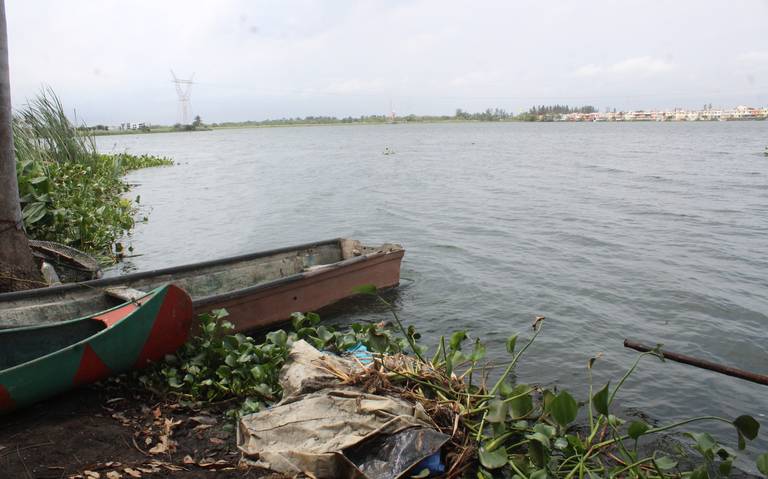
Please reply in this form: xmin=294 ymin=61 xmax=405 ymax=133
xmin=557 ymin=105 xmax=767 ymax=122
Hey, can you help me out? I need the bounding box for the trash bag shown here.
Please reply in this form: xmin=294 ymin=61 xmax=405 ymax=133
xmin=237 ymin=340 xmax=448 ymax=478
xmin=345 ymin=427 xmax=447 ymax=479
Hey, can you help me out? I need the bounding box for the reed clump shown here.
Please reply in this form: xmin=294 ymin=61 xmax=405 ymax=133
xmin=14 ymin=88 xmax=173 ymax=260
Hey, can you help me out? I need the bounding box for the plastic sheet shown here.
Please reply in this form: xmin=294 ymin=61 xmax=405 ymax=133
xmin=237 ymin=340 xmax=448 ymax=478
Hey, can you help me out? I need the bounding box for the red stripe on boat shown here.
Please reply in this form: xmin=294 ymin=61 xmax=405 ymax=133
xmin=134 ymin=285 xmax=193 ymax=368
xmin=93 ymin=302 xmax=139 ymax=327
xmin=0 ymin=384 xmax=15 ymax=412
xmin=73 ymin=344 xmax=111 ymax=386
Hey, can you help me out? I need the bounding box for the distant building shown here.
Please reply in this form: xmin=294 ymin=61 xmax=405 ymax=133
xmin=118 ymin=122 xmax=148 ymax=130
xmin=547 ymin=105 xmax=766 ymax=122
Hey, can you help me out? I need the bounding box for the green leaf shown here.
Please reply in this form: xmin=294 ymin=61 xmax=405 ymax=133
xmin=29 ymin=175 xmax=48 ymax=184
xmin=305 ymin=312 xmax=321 ymax=326
xmin=691 ymin=432 xmax=716 ymax=452
xmin=250 ymin=365 xmax=268 ymax=381
xmin=530 ymin=469 xmax=547 ymax=479
xmin=290 ymin=312 xmax=306 ymax=330
xmin=367 ymin=330 xmax=389 ymax=353
xmin=526 ymin=432 xmax=551 ymax=449
xmin=479 ymin=445 xmax=508 ymax=469
xmin=449 ymin=331 xmax=467 ymax=351
xmin=733 ymin=415 xmax=760 ymax=440
xmin=316 ymin=325 xmax=334 ymax=343
xmin=22 ymin=201 xmax=48 ymax=224
xmin=533 ymin=423 xmax=556 ymax=438
xmin=554 ymin=437 xmax=568 ymax=450
xmin=469 ymin=340 xmax=486 ymax=362
xmin=628 ymin=420 xmax=649 ymax=440
xmin=690 ymin=465 xmax=709 ymax=479
xmin=449 ymin=349 xmax=465 ymax=365
xmin=542 ymin=389 xmax=555 ymax=413
xmin=653 ymin=456 xmax=678 ymax=471
xmin=592 ymin=383 xmax=610 ymax=416
xmin=607 ymin=414 xmax=625 ymax=427
xmin=506 ymin=334 xmax=518 ymax=355
xmin=476 ymin=468 xmax=493 ymax=479
xmin=507 ymin=384 xmax=533 ymax=418
xmin=566 ymin=434 xmax=584 ymax=453
xmin=498 ymin=381 xmax=514 ymax=397
xmin=550 ymin=391 xmax=579 ymax=427
xmin=719 ymin=458 xmax=733 ymax=476
xmin=266 ymin=330 xmax=287 ymax=348
xmin=756 ymin=453 xmax=768 ymax=476
xmin=486 ymin=399 xmax=508 ymax=423
xmin=352 ymin=284 xmax=377 ymax=295
xmin=528 ymin=438 xmax=547 ymax=467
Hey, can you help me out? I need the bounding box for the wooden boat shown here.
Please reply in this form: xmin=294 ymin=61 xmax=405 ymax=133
xmin=0 ymin=239 xmax=404 ymax=333
xmin=29 ymin=239 xmax=103 ymax=283
xmin=0 ymin=284 xmax=193 ymax=413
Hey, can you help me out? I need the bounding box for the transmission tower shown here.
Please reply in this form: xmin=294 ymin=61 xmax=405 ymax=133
xmin=170 ymin=70 xmax=195 ymax=125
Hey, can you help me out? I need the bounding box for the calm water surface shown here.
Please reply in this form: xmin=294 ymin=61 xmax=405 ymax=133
xmin=97 ymin=122 xmax=768 ymax=460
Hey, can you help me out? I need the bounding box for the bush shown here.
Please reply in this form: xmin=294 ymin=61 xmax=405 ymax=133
xmin=14 ymin=88 xmax=172 ymax=260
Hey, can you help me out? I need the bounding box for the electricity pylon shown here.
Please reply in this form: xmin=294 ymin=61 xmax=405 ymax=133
xmin=170 ymin=70 xmax=194 ymax=125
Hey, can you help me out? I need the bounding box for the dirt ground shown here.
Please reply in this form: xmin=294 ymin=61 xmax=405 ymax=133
xmin=0 ymin=380 xmax=279 ymax=479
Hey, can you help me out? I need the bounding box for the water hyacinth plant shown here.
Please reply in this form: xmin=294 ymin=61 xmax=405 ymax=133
xmin=139 ymin=309 xmax=408 ymax=418
xmin=14 ymin=88 xmax=173 ymax=260
xmin=138 ymin=287 xmax=767 ymax=478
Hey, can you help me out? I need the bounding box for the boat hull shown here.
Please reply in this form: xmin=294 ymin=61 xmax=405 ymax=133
xmin=195 ymin=247 xmax=404 ymax=331
xmin=0 ymin=239 xmax=404 ymax=333
xmin=0 ymin=285 xmax=192 ymax=413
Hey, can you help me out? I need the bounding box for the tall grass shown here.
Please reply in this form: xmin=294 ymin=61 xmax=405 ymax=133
xmin=14 ymin=87 xmax=98 ymax=166
xmin=14 ymin=88 xmax=172 ymax=261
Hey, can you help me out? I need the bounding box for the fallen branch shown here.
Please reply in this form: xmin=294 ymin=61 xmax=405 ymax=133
xmin=623 ymin=339 xmax=768 ymax=386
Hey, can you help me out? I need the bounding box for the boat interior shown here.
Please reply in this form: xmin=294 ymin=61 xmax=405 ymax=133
xmin=0 ymin=319 xmax=106 ymax=370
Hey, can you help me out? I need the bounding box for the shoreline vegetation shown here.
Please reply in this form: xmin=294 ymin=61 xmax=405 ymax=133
xmin=15 ymin=88 xmax=173 ymax=263
xmin=88 ymin=104 xmax=768 ymax=136
xmin=108 ymin=290 xmax=768 ymax=477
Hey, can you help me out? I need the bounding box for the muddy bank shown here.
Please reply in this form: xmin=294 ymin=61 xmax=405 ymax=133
xmin=0 ymin=381 xmax=278 ymax=478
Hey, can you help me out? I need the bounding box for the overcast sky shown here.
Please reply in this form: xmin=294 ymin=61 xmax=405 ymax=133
xmin=6 ymin=1 xmax=768 ymax=125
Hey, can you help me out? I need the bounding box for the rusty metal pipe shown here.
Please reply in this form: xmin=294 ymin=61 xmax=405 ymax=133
xmin=623 ymin=339 xmax=768 ymax=386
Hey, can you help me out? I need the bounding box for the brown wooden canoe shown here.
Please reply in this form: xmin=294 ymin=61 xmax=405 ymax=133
xmin=0 ymin=239 xmax=404 ymax=333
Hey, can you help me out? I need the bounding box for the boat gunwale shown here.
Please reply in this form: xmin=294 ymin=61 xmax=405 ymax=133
xmin=0 ymin=238 xmax=348 ymax=302
xmin=0 ymin=287 xmax=161 ymax=374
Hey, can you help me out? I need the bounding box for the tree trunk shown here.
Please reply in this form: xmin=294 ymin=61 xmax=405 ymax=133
xmin=0 ymin=0 xmax=41 ymax=293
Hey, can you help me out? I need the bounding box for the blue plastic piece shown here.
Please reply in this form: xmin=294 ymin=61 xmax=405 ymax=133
xmin=347 ymin=343 xmax=374 ymax=366
xmin=413 ymin=451 xmax=445 ymax=475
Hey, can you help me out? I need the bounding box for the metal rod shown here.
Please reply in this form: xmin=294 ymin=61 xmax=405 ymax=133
xmin=623 ymin=339 xmax=768 ymax=386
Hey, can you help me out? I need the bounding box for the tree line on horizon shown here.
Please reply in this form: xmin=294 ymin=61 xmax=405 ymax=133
xmin=209 ymin=104 xmax=600 ymax=127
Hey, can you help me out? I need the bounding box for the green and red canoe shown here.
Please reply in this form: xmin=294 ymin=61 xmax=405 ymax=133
xmin=0 ymin=284 xmax=193 ymax=413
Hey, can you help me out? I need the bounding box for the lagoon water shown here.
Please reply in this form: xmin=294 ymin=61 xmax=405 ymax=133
xmin=97 ymin=122 xmax=768 ymax=457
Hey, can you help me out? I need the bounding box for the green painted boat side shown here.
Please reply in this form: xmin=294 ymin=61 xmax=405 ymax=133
xmin=0 ymin=284 xmax=193 ymax=413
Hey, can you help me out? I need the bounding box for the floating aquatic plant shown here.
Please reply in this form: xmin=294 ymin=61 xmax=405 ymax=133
xmin=139 ymin=288 xmax=766 ymax=478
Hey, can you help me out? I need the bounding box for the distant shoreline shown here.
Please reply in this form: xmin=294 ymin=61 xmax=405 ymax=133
xmin=92 ymin=127 xmax=213 ymax=136
xmin=89 ymin=117 xmax=767 ymax=136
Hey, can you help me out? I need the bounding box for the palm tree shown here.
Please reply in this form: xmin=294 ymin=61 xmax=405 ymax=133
xmin=0 ymin=0 xmax=41 ymax=292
